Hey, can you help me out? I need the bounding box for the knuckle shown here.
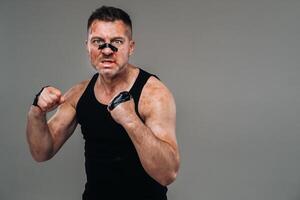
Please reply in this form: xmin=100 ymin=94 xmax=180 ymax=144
xmin=56 ymin=90 xmax=62 ymax=96
xmin=43 ymin=87 xmax=50 ymax=93
xmin=38 ymin=101 xmax=47 ymax=109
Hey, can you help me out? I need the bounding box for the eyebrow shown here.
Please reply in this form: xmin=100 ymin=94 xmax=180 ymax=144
xmin=90 ymin=36 xmax=104 ymax=41
xmin=90 ymin=36 xmax=125 ymax=41
xmin=111 ymin=37 xmax=125 ymax=40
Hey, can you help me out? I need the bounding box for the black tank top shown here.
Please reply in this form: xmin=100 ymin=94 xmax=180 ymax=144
xmin=76 ymin=68 xmax=167 ymax=200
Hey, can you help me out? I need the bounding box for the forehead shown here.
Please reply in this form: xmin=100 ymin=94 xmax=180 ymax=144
xmin=88 ymin=20 xmax=130 ymax=39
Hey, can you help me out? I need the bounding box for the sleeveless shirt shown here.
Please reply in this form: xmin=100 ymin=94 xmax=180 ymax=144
xmin=76 ymin=68 xmax=168 ymax=200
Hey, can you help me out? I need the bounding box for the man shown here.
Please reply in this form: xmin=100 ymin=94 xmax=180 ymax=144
xmin=26 ymin=6 xmax=180 ymax=200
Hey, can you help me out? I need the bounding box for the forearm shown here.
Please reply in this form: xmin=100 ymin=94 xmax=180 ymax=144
xmin=26 ymin=106 xmax=54 ymax=162
xmin=124 ymin=118 xmax=179 ymax=186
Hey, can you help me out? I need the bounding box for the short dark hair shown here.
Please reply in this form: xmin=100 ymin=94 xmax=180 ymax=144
xmin=87 ymin=6 xmax=132 ymax=38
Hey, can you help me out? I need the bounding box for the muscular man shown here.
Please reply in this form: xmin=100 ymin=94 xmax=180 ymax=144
xmin=26 ymin=6 xmax=180 ymax=200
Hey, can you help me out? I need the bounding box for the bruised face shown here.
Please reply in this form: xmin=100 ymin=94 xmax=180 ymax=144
xmin=86 ymin=20 xmax=135 ymax=78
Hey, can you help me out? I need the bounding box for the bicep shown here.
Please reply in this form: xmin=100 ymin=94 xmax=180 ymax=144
xmin=141 ymin=80 xmax=178 ymax=148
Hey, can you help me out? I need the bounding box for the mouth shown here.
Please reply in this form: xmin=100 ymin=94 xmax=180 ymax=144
xmin=101 ymin=59 xmax=116 ymax=64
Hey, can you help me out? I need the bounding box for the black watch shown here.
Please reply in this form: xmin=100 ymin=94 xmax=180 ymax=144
xmin=108 ymin=91 xmax=132 ymax=111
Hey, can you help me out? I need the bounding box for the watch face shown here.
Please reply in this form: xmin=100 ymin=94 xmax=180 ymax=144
xmin=108 ymin=91 xmax=131 ymax=111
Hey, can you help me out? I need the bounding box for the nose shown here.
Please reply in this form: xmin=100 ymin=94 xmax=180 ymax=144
xmin=101 ymin=46 xmax=114 ymax=55
xmin=98 ymin=43 xmax=118 ymax=55
xmin=99 ymin=47 xmax=113 ymax=55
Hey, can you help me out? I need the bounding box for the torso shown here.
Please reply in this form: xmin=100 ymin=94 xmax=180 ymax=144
xmin=74 ymin=67 xmax=168 ymax=198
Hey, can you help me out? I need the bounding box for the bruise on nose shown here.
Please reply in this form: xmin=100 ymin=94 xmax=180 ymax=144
xmin=98 ymin=43 xmax=118 ymax=52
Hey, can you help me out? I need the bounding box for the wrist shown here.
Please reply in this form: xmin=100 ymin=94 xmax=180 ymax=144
xmin=32 ymin=85 xmax=50 ymax=108
xmin=29 ymin=105 xmax=46 ymax=118
xmin=122 ymin=114 xmax=142 ymax=131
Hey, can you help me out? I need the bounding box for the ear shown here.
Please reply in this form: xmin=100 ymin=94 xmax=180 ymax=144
xmin=129 ymin=40 xmax=135 ymax=56
xmin=85 ymin=40 xmax=89 ymax=53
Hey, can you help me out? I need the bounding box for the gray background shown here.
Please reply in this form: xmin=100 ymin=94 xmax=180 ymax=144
xmin=1 ymin=0 xmax=300 ymax=199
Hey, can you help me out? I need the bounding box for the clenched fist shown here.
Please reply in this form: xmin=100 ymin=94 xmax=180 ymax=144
xmin=35 ymin=86 xmax=65 ymax=113
xmin=108 ymin=93 xmax=138 ymax=126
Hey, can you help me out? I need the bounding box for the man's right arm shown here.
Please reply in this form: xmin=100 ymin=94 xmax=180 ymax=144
xmin=26 ymin=86 xmax=80 ymax=162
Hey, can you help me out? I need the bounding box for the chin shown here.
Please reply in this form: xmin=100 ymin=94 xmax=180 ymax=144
xmin=99 ymin=67 xmax=119 ymax=78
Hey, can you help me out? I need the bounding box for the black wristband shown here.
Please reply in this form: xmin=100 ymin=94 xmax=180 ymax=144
xmin=108 ymin=91 xmax=132 ymax=111
xmin=32 ymin=85 xmax=50 ymax=107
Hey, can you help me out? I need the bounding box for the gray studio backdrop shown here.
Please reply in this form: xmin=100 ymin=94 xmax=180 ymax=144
xmin=1 ymin=0 xmax=300 ymax=199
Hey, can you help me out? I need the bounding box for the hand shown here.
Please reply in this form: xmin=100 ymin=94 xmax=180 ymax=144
xmin=108 ymin=96 xmax=138 ymax=126
xmin=36 ymin=86 xmax=65 ymax=113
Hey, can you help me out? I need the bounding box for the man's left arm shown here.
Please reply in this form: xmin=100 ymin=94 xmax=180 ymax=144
xmin=109 ymin=77 xmax=180 ymax=186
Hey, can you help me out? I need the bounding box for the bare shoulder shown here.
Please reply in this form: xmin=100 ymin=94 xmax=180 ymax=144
xmin=63 ymin=79 xmax=90 ymax=109
xmin=139 ymin=76 xmax=176 ymax=121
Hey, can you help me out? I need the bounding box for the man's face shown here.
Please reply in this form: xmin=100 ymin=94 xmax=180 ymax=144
xmin=86 ymin=20 xmax=135 ymax=78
